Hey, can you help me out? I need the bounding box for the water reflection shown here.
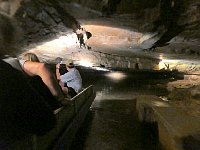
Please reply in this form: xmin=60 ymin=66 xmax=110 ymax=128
xmin=70 ymin=69 xmax=170 ymax=150
xmin=81 ymin=69 xmax=170 ymax=99
xmin=105 ymin=72 xmax=127 ymax=81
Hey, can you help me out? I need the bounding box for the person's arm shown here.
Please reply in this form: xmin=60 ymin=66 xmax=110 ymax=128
xmin=60 ymin=71 xmax=74 ymax=82
xmin=55 ymin=64 xmax=69 ymax=95
xmin=23 ymin=61 xmax=64 ymax=101
xmin=56 ymin=63 xmax=61 ymax=81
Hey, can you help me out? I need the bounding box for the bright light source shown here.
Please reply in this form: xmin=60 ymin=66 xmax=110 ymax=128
xmin=78 ymin=60 xmax=93 ymax=67
xmin=105 ymin=72 xmax=127 ymax=81
xmin=159 ymin=59 xmax=180 ymax=70
xmin=78 ymin=60 xmax=109 ymax=71
xmin=159 ymin=54 xmax=163 ymax=60
xmin=46 ymin=33 xmax=77 ymax=47
xmin=43 ymin=34 xmax=77 ymax=48
xmin=152 ymin=101 xmax=169 ymax=107
xmin=30 ymin=33 xmax=78 ymax=55
xmin=159 ymin=61 xmax=167 ymax=70
xmin=58 ymin=35 xmax=77 ymax=47
xmin=93 ymin=67 xmax=109 ymax=71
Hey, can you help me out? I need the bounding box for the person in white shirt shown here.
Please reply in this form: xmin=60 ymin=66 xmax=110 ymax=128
xmin=56 ymin=59 xmax=82 ymax=97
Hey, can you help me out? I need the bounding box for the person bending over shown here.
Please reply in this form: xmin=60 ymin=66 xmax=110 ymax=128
xmin=56 ymin=59 xmax=82 ymax=98
xmin=19 ymin=53 xmax=65 ymax=106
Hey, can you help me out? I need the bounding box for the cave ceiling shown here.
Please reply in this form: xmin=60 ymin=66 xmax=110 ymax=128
xmin=1 ymin=0 xmax=200 ymax=68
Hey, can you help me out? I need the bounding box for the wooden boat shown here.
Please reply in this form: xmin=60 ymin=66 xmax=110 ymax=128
xmin=9 ymin=85 xmax=96 ymax=150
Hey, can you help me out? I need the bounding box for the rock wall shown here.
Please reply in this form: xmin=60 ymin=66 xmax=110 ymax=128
xmin=70 ymin=50 xmax=159 ymax=69
xmin=13 ymin=0 xmax=79 ymax=48
xmin=1 ymin=0 xmax=200 ymax=73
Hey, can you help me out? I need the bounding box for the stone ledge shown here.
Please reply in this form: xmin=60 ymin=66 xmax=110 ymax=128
xmin=136 ymin=95 xmax=170 ymax=123
xmin=136 ymin=95 xmax=200 ymax=150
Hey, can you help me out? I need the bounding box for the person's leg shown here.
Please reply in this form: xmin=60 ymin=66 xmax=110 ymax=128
xmin=23 ymin=61 xmax=65 ymax=101
xmin=28 ymin=76 xmax=61 ymax=110
xmin=61 ymin=86 xmax=69 ymax=95
xmin=68 ymin=87 xmax=77 ymax=97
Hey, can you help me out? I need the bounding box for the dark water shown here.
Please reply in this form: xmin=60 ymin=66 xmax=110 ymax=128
xmin=70 ymin=70 xmax=169 ymax=150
